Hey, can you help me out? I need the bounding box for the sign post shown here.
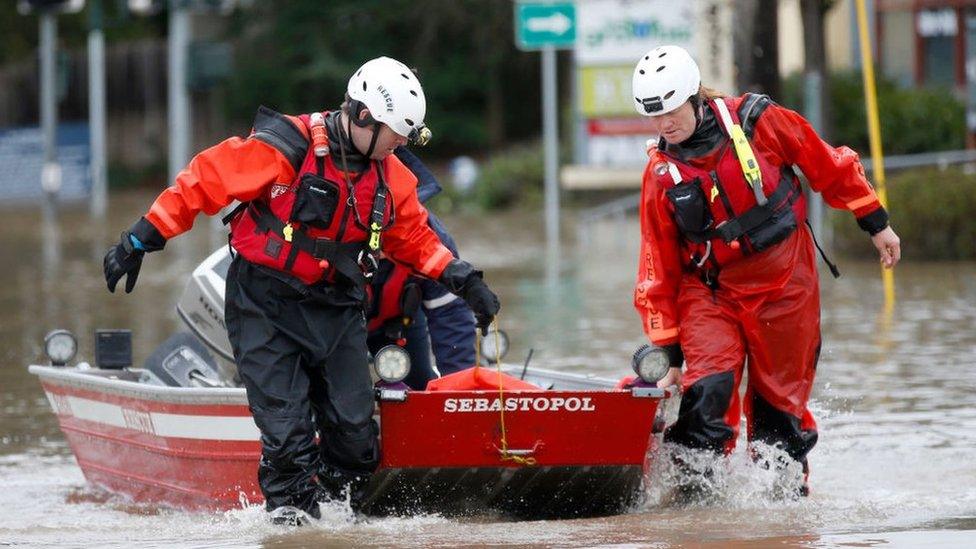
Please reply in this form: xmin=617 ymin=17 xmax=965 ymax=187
xmin=89 ymin=0 xmax=106 ymax=217
xmin=515 ymin=1 xmax=575 ymax=277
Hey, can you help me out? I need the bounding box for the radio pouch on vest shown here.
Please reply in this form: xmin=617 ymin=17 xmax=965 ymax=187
xmin=665 ymin=178 xmax=714 ymax=242
xmin=290 ymin=173 xmax=340 ymax=230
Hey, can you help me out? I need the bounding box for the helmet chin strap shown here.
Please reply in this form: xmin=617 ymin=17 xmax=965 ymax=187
xmin=346 ymin=109 xmax=382 ymax=159
xmin=690 ymin=95 xmax=704 ymax=130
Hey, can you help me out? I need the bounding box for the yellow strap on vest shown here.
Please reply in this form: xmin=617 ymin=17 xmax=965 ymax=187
xmin=368 ymin=221 xmax=382 ymax=251
xmin=713 ymin=99 xmax=768 ymax=206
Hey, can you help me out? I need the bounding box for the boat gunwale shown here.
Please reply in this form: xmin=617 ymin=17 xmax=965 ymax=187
xmin=29 ymin=364 xmax=664 ymax=406
xmin=29 ymin=365 xmax=250 ymax=405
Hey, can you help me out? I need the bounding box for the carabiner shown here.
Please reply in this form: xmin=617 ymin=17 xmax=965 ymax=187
xmin=357 ymin=249 xmax=379 ymax=278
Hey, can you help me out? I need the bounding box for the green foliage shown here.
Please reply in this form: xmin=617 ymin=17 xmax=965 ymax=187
xmin=781 ymin=71 xmax=965 ymax=155
xmin=0 ymin=3 xmax=166 ymax=65
xmin=831 ymin=167 xmax=976 ymax=260
xmin=469 ymin=141 xmax=544 ymax=210
xmin=222 ymin=0 xmax=542 ymax=156
xmin=107 ymin=159 xmax=166 ymax=189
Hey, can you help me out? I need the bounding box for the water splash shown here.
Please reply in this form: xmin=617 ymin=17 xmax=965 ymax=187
xmin=639 ymin=442 xmax=807 ymax=511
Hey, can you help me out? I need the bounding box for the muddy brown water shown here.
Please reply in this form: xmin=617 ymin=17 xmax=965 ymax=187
xmin=1 ymin=189 xmax=974 ymax=547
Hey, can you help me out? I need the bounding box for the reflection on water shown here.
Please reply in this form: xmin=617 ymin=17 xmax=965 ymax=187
xmin=1 ymin=190 xmax=975 ymax=547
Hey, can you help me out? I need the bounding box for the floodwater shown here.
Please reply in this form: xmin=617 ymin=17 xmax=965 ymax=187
xmin=2 ymin=189 xmax=975 ymax=548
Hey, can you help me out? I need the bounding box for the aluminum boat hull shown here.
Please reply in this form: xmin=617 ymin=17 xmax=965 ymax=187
xmin=31 ymin=364 xmax=664 ymax=519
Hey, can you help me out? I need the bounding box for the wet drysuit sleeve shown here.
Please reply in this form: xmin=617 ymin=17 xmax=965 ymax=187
xmin=634 ymin=157 xmax=685 ymax=347
xmin=143 ymin=111 xmax=307 ymax=239
xmin=380 ymin=155 xmax=455 ymax=279
xmin=754 ymin=103 xmax=890 ymax=235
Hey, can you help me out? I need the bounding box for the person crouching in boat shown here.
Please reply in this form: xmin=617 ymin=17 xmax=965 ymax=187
xmin=631 ymin=45 xmax=901 ymax=497
xmin=366 ymin=147 xmax=478 ymax=389
xmin=102 ymin=56 xmax=500 ymax=525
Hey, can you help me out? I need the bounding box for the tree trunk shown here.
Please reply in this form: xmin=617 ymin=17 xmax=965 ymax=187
xmin=801 ymin=0 xmax=832 ymax=140
xmin=734 ymin=0 xmax=781 ymax=98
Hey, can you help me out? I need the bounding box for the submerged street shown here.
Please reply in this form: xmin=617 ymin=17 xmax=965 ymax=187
xmin=1 ymin=190 xmax=975 ymax=547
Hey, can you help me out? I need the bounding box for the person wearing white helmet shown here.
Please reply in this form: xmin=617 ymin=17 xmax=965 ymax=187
xmin=344 ymin=56 xmax=433 ymax=159
xmin=103 ymin=56 xmax=500 ymax=525
xmin=630 ymin=45 xmax=901 ymax=499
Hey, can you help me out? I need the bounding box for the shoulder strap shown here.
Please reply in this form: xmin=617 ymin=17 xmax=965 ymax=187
xmin=220 ymin=201 xmax=249 ymax=226
xmin=712 ymin=98 xmax=767 ymax=206
xmin=712 ymin=98 xmax=737 ymax=136
xmin=251 ymin=105 xmax=309 ymax=173
xmin=737 ymin=93 xmax=772 ymax=138
xmin=666 ymin=162 xmax=683 ymax=185
xmin=651 ymin=149 xmax=684 ymax=186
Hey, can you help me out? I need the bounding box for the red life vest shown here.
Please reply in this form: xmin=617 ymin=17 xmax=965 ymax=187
xmin=229 ymin=111 xmax=395 ymax=286
xmin=655 ymin=97 xmax=806 ymax=269
xmin=366 ymin=263 xmax=415 ymax=333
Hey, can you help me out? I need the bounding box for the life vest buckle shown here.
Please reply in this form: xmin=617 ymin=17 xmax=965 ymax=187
xmin=357 ymin=249 xmax=379 ymax=278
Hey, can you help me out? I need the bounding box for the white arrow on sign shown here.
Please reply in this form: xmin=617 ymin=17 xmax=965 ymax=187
xmin=526 ymin=12 xmax=572 ymax=35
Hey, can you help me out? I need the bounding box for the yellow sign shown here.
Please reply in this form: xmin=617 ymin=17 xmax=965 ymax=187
xmin=579 ymin=65 xmax=635 ymax=117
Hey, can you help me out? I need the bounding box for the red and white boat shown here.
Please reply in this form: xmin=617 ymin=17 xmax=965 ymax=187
xmin=30 ymin=248 xmax=670 ymax=519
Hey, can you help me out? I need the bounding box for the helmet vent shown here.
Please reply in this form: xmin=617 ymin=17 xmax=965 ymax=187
xmin=362 ymin=81 xmax=367 ymax=92
xmin=405 ymin=118 xmax=414 ymax=126
xmin=409 ymin=90 xmax=418 ymax=97
xmin=356 ymin=69 xmax=362 ymax=77
xmin=401 ymin=73 xmax=410 ymax=79
xmin=658 ymin=52 xmax=667 ymax=58
xmin=644 ymin=55 xmax=649 ymax=60
xmin=639 ymin=69 xmax=645 ymax=75
xmin=664 ymin=90 xmax=675 ymax=100
xmin=656 ymin=65 xmax=666 ymax=72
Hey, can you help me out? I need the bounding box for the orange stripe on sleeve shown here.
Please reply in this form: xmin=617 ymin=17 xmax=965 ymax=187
xmin=419 ymin=245 xmax=453 ymax=277
xmin=649 ymin=327 xmax=679 ymax=341
xmin=148 ymin=201 xmax=182 ymax=237
xmin=845 ymin=192 xmax=878 ymax=211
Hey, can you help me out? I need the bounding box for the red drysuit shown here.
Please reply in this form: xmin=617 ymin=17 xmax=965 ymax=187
xmin=635 ymin=94 xmax=888 ymax=469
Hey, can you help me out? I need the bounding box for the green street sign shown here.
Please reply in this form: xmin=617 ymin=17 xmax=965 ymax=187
xmin=515 ymin=1 xmax=576 ymax=51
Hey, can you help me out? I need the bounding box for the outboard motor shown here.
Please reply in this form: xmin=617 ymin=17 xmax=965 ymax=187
xmin=176 ymin=246 xmax=235 ymax=362
xmin=142 ymin=332 xmax=229 ymax=387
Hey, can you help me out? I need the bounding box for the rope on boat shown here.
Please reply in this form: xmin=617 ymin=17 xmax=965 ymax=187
xmin=476 ymin=315 xmax=536 ymax=466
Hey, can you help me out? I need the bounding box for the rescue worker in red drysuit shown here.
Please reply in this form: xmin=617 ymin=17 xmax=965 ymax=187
xmin=102 ymin=57 xmax=500 ymax=524
xmin=631 ymin=45 xmax=901 ymax=496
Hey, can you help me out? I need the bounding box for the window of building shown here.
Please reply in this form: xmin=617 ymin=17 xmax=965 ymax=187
xmin=881 ymin=9 xmax=915 ymax=86
xmin=918 ymin=8 xmax=958 ymax=88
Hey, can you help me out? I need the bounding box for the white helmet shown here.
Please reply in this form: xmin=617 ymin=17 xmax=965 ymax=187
xmin=347 ymin=56 xmax=429 ymax=143
xmin=632 ymin=45 xmax=701 ymax=116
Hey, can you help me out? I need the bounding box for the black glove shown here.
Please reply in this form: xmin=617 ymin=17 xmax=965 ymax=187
xmin=662 ymin=343 xmax=684 ymax=369
xmin=439 ymin=259 xmax=500 ymax=335
xmin=103 ymin=218 xmax=166 ymax=293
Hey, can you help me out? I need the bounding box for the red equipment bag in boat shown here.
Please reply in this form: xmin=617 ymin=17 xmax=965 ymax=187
xmin=615 ymin=375 xmax=638 ymax=389
xmin=426 ymin=367 xmax=543 ymax=391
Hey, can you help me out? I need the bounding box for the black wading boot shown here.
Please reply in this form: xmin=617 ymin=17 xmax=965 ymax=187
xmin=317 ymin=464 xmax=371 ymax=511
xmin=269 ymin=505 xmax=319 ymax=527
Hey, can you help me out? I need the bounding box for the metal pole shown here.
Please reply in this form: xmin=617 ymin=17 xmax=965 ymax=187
xmin=40 ymin=12 xmax=60 ymax=205
xmin=803 ymin=71 xmax=826 ymax=243
xmin=168 ymin=1 xmax=191 ymax=185
xmin=855 ymin=0 xmax=895 ymax=315
xmin=89 ymin=0 xmax=107 ymax=217
xmin=542 ymin=46 xmax=560 ymax=277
